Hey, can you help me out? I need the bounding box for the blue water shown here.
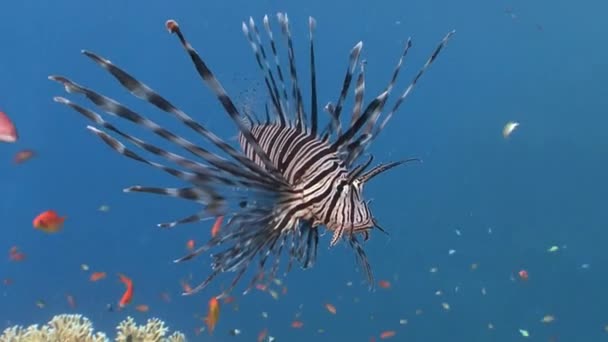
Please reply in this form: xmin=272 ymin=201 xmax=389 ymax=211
xmin=2 ymin=0 xmax=607 ymax=341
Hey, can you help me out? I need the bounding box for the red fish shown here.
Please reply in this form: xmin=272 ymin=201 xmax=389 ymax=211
xmin=518 ymin=269 xmax=529 ymax=281
xmin=211 ymin=216 xmax=224 ymax=238
xmin=8 ymin=246 xmax=26 ymax=262
xmin=205 ymin=296 xmax=220 ymax=335
xmin=118 ymin=273 xmax=134 ymax=308
xmin=66 ymin=294 xmax=77 ymax=309
xmin=33 ymin=210 xmax=66 ymax=233
xmin=0 ymin=111 xmax=17 ymax=143
xmin=90 ymin=271 xmax=107 ymax=282
xmin=14 ymin=149 xmax=35 ymax=164
xmin=186 ymin=239 xmax=195 ymax=250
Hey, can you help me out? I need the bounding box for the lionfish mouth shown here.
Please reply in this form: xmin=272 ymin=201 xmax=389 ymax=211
xmin=50 ymin=13 xmax=454 ymax=297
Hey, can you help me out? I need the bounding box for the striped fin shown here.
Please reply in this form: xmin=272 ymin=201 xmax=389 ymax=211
xmin=332 ymin=90 xmax=389 ymax=150
xmin=242 ymin=18 xmax=287 ymax=126
xmin=321 ymin=41 xmax=363 ymax=141
xmin=165 ymin=20 xmax=283 ymax=181
xmin=262 ymin=15 xmax=291 ymax=124
xmin=350 ymin=60 xmax=366 ymax=128
xmin=362 ymin=38 xmax=412 ymax=138
xmin=52 ymin=96 xmax=256 ymax=189
xmin=49 ymin=77 xmax=277 ymax=189
xmin=84 ymin=125 xmax=227 ymax=219
xmin=277 ymin=13 xmax=306 ymax=132
xmin=373 ymin=31 xmax=455 ymax=141
xmin=308 ymin=17 xmax=319 ymax=137
xmin=358 ymin=158 xmax=421 ymax=185
xmin=79 ymin=50 xmax=285 ymax=187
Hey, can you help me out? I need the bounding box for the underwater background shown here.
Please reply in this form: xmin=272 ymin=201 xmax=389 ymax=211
xmin=2 ymin=0 xmax=607 ymax=341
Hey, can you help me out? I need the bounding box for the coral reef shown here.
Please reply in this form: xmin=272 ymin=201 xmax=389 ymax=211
xmin=0 ymin=314 xmax=186 ymax=342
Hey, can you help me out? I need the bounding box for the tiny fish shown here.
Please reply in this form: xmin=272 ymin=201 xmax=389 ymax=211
xmin=502 ymin=121 xmax=520 ymax=138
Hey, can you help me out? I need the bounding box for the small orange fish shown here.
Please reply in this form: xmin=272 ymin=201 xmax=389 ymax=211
xmin=378 ymin=280 xmax=391 ymax=289
xmin=66 ymin=294 xmax=76 ymax=309
xmin=33 ymin=210 xmax=66 ymax=233
xmin=8 ymin=246 xmax=25 ymax=262
xmin=181 ymin=280 xmax=193 ymax=294
xmin=14 ymin=149 xmax=35 ymax=164
xmin=135 ymin=304 xmax=149 ymax=312
xmin=518 ymin=269 xmax=529 ymax=281
xmin=291 ymin=320 xmax=304 ymax=328
xmin=186 ymin=239 xmax=195 ymax=250
xmin=90 ymin=272 xmax=107 ymax=282
xmin=211 ymin=216 xmax=224 ymax=238
xmin=380 ymin=330 xmax=396 ymax=339
xmin=257 ymin=328 xmax=268 ymax=342
xmin=205 ymin=296 xmax=220 ymax=335
xmin=118 ymin=273 xmax=134 ymax=308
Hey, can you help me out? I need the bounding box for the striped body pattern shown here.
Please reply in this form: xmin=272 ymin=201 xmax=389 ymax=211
xmin=50 ymin=13 xmax=453 ymax=298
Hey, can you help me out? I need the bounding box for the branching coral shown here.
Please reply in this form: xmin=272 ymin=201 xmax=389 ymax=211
xmin=115 ymin=316 xmax=185 ymax=342
xmin=0 ymin=314 xmax=186 ymax=342
xmin=0 ymin=314 xmax=107 ymax=342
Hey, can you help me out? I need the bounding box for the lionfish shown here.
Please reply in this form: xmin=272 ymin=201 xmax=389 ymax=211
xmin=50 ymin=13 xmax=453 ymax=298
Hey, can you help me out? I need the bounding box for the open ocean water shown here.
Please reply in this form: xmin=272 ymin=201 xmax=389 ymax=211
xmin=1 ymin=0 xmax=607 ymax=341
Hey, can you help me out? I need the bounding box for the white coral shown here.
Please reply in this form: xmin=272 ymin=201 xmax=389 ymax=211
xmin=1 ymin=314 xmax=185 ymax=342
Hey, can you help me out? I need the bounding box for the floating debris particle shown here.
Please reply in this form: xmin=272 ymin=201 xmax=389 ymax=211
xmin=435 ymin=290 xmax=443 ymax=296
xmin=98 ymin=205 xmax=110 ymax=212
xmin=429 ymin=267 xmax=439 ymax=273
xmin=540 ymin=315 xmax=555 ymax=324
xmin=471 ymin=263 xmax=479 ymax=270
xmin=503 ymin=121 xmax=520 ymax=138
xmin=448 ymin=249 xmax=456 ymax=255
xmin=481 ymin=287 xmax=487 ymax=296
xmin=518 ymin=329 xmax=530 ymax=337
xmin=441 ymin=302 xmax=450 ymax=311
xmin=488 ymin=322 xmax=494 ymax=330
xmin=317 ymin=328 xmax=325 ymax=333
xmin=454 ymin=229 xmax=461 ymax=236
xmin=269 ymin=289 xmax=279 ymax=300
xmin=346 ymin=281 xmax=353 ymax=287
xmin=415 ymin=309 xmax=423 ymax=315
xmin=399 ymin=319 xmax=408 ymax=325
xmin=35 ymin=299 xmax=46 ymax=308
xmin=229 ymin=328 xmax=241 ymax=336
xmin=547 ymin=245 xmax=559 ymax=253
xmin=261 ymin=311 xmax=268 ymax=319
xmin=325 ymin=303 xmax=337 ymax=315
xmin=80 ymin=263 xmax=89 ymax=271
